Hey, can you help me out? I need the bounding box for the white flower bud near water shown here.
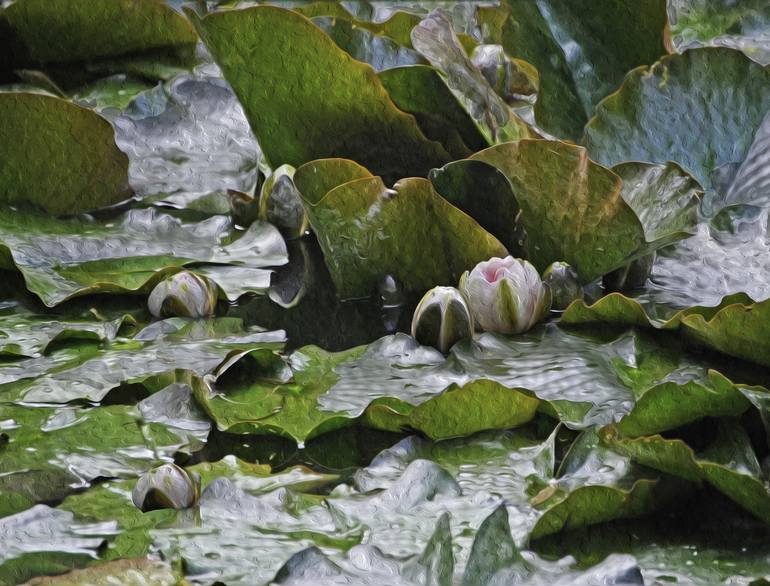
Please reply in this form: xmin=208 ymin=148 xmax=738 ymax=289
xmin=148 ymin=270 xmax=218 ymax=319
xmin=460 ymin=256 xmax=551 ymax=334
xmin=132 ymin=463 xmax=201 ymax=512
xmin=411 ymin=286 xmax=474 ymax=354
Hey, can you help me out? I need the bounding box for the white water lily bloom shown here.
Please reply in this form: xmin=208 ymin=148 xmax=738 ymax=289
xmin=148 ymin=270 xmax=218 ymax=319
xmin=411 ymin=286 xmax=474 ymax=354
xmin=132 ymin=463 xmax=201 ymax=512
xmin=460 ymin=256 xmax=551 ymax=334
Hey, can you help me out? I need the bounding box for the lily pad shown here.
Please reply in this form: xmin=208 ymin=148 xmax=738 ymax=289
xmin=603 ymin=420 xmax=770 ymax=523
xmin=493 ymin=0 xmax=667 ymax=140
xmin=296 ymin=172 xmax=506 ymax=298
xmin=3 ymin=0 xmax=197 ymax=78
xmin=0 ymin=208 xmax=286 ymax=307
xmin=667 ymin=0 xmax=770 ymax=66
xmin=187 ymin=5 xmax=450 ymax=180
xmin=0 ymin=93 xmax=131 ymax=214
xmin=584 ymin=48 xmax=770 ymax=200
xmin=470 ymin=140 xmax=646 ymax=281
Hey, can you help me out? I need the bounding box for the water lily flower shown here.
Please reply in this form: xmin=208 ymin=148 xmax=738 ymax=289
xmin=148 ymin=270 xmax=218 ymax=319
xmin=411 ymin=286 xmax=474 ymax=354
xmin=542 ymin=261 xmax=583 ymax=311
xmin=460 ymin=256 xmax=551 ymax=334
xmin=132 ymin=463 xmax=201 ymax=512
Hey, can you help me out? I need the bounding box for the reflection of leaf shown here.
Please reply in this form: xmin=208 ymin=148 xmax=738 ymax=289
xmin=188 ymin=6 xmax=449 ymax=180
xmin=0 ymin=93 xmax=130 ymax=214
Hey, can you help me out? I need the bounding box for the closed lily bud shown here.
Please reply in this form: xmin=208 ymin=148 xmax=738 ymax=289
xmin=132 ymin=463 xmax=201 ymax=512
xmin=542 ymin=261 xmax=583 ymax=311
xmin=148 ymin=270 xmax=218 ymax=318
xmin=603 ymin=253 xmax=656 ymax=292
xmin=460 ymin=256 xmax=551 ymax=334
xmin=411 ymin=286 xmax=473 ymax=354
xmin=470 ymin=44 xmax=539 ymax=105
xmin=259 ymin=164 xmax=309 ymax=239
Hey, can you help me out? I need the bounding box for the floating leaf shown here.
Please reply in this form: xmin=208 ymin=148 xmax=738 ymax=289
xmin=188 ymin=6 xmax=449 ymax=180
xmin=296 ymin=172 xmax=506 ymax=298
xmin=0 ymin=93 xmax=130 ymax=214
xmin=667 ymin=0 xmax=770 ymax=66
xmin=3 ymin=0 xmax=197 ymax=82
xmin=470 ymin=140 xmax=646 ymax=281
xmin=584 ymin=49 xmax=770 ymax=200
xmin=493 ymin=0 xmax=667 ymax=139
xmin=603 ymin=420 xmax=770 ymax=523
xmin=0 ymin=208 xmax=286 ymax=307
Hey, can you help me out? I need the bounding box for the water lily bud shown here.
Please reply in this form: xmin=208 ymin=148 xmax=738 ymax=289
xmin=603 ymin=253 xmax=656 ymax=292
xmin=411 ymin=286 xmax=473 ymax=354
xmin=148 ymin=270 xmax=218 ymax=318
xmin=470 ymin=44 xmax=539 ymax=105
xmin=542 ymin=261 xmax=583 ymax=311
xmin=132 ymin=463 xmax=201 ymax=512
xmin=259 ymin=164 xmax=308 ymax=239
xmin=460 ymin=256 xmax=551 ymax=334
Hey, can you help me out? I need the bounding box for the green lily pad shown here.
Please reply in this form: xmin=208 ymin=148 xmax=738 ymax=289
xmin=0 ymin=208 xmax=286 ymax=307
xmin=0 ymin=403 xmax=197 ymax=504
xmin=3 ymin=0 xmax=197 ymax=80
xmin=584 ymin=48 xmax=770 ymax=200
xmin=379 ymin=65 xmax=488 ymax=159
xmin=493 ymin=0 xmax=667 ymax=140
xmin=667 ymin=0 xmax=770 ymax=66
xmin=187 ymin=5 xmax=450 ymax=180
xmin=603 ymin=420 xmax=770 ymax=523
xmin=296 ymin=172 xmax=506 ymax=298
xmin=0 ymin=93 xmax=131 ymax=214
xmin=469 ymin=140 xmax=646 ymax=281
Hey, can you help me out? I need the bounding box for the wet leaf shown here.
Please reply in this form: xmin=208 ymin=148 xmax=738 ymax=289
xmin=0 ymin=93 xmax=131 ymax=214
xmin=668 ymin=0 xmax=770 ymax=66
xmin=470 ymin=140 xmax=646 ymax=281
xmin=22 ymin=557 xmax=182 ymax=586
xmin=494 ymin=0 xmax=667 ymax=140
xmin=188 ymin=5 xmax=450 ymax=180
xmin=296 ymin=172 xmax=506 ymax=298
xmin=584 ymin=49 xmax=770 ymax=202
xmin=0 ymin=208 xmax=286 ymax=307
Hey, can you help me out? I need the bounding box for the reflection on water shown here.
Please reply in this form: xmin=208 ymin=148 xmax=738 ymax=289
xmin=231 ymin=237 xmax=419 ymax=351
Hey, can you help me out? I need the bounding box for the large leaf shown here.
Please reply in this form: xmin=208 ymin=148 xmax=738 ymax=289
xmin=494 ymin=0 xmax=667 ymax=140
xmin=469 ymin=140 xmax=645 ymax=281
xmin=0 ymin=208 xmax=286 ymax=307
xmin=3 ymin=0 xmax=197 ymax=79
xmin=667 ymin=0 xmax=770 ymax=66
xmin=0 ymin=93 xmax=130 ymax=214
xmin=295 ymin=170 xmax=506 ymax=298
xmin=187 ymin=6 xmax=450 ymax=180
xmin=584 ymin=49 xmax=770 ymax=200
xmin=603 ymin=420 xmax=770 ymax=523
